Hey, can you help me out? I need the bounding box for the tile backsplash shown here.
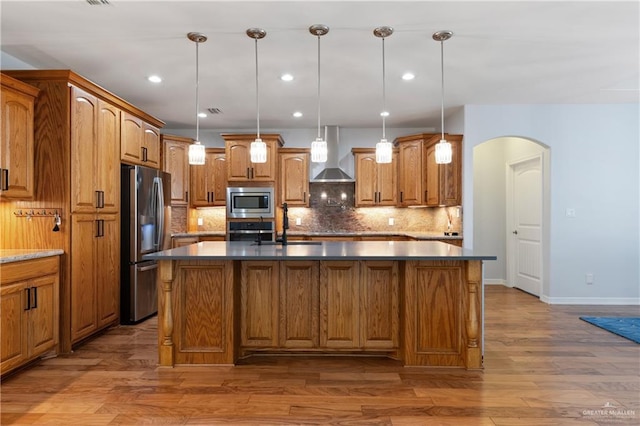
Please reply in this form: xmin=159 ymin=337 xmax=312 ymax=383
xmin=178 ymin=182 xmax=462 ymax=235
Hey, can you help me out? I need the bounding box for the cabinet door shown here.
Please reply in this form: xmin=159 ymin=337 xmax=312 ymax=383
xmin=397 ymin=140 xmax=423 ymax=206
xmin=142 ymin=123 xmax=160 ymax=168
xmin=70 ymin=87 xmax=98 ymax=213
xmin=190 ymin=157 xmax=211 ymax=207
xmin=251 ymin=139 xmax=277 ymax=181
xmin=71 ymin=214 xmax=98 ymax=342
xmin=240 ymin=261 xmax=279 ymax=347
xmin=226 ymin=141 xmax=251 ymax=180
xmin=96 ymin=214 xmax=119 ymax=328
xmin=96 ymin=100 xmax=120 ymax=213
xmin=210 ymin=152 xmax=227 ymax=205
xmin=280 ymin=152 xmax=309 ymax=206
xmin=0 ymin=281 xmax=28 ymax=374
xmin=279 ymin=261 xmax=319 ymax=348
xmin=28 ymin=274 xmax=59 ymax=357
xmin=319 ymin=261 xmax=359 ymax=349
xmin=376 ymin=154 xmax=398 ymax=205
xmin=163 ymin=139 xmax=189 ymax=205
xmin=360 ymin=261 xmax=399 ymax=349
xmin=121 ymin=112 xmax=143 ymax=164
xmin=0 ymin=86 xmax=35 ymax=199
xmin=354 ymin=153 xmax=377 ymax=206
xmin=440 ymin=137 xmax=462 ymax=206
xmin=425 ymin=143 xmax=439 ymax=206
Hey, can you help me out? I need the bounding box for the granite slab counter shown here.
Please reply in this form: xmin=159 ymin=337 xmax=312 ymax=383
xmin=144 ymin=240 xmax=493 ymax=262
xmin=0 ymin=249 xmax=64 ymax=264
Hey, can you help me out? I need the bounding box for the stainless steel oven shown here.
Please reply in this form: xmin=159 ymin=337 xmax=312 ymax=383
xmin=227 ymin=220 xmax=275 ymax=242
xmin=226 ymin=187 xmax=274 ymax=219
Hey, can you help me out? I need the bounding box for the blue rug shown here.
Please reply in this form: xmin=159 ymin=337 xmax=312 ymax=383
xmin=579 ymin=316 xmax=640 ymax=344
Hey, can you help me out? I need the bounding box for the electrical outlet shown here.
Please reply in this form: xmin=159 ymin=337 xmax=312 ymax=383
xmin=295 ymin=217 xmax=302 ymax=226
xmin=388 ymin=217 xmax=395 ymax=226
xmin=586 ymin=273 xmax=594 ymax=285
xmin=197 ymin=217 xmax=204 ymax=226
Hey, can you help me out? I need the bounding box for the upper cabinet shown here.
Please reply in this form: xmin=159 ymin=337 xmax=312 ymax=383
xmin=424 ymin=134 xmax=462 ymax=207
xmin=0 ymin=74 xmax=39 ymax=200
xmin=190 ymin=148 xmax=227 ymax=207
xmin=70 ymin=87 xmax=120 ymax=214
xmin=222 ymin=134 xmax=284 ymax=182
xmin=394 ymin=133 xmax=462 ymax=207
xmin=279 ymin=148 xmax=309 ymax=207
xmin=161 ymin=134 xmax=191 ymax=206
xmin=121 ymin=112 xmax=160 ymax=169
xmin=352 ymin=148 xmax=397 ymax=207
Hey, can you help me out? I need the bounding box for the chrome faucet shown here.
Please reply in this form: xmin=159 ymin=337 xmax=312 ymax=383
xmin=275 ymin=203 xmax=288 ymax=245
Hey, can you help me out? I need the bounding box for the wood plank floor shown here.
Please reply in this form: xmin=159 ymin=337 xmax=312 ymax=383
xmin=2 ymin=286 xmax=639 ymax=425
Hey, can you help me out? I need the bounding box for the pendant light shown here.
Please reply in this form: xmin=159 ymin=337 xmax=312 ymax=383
xmin=433 ymin=30 xmax=453 ymax=164
xmin=247 ymin=28 xmax=267 ymax=163
xmin=374 ymin=26 xmax=393 ymax=164
xmin=309 ymin=24 xmax=329 ymax=163
xmin=187 ymin=32 xmax=207 ymax=165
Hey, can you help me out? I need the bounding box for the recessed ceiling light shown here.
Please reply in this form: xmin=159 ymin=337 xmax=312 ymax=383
xmin=148 ymin=75 xmax=162 ymax=83
xmin=280 ymin=73 xmax=294 ymax=82
xmin=401 ymin=72 xmax=415 ymax=81
xmin=293 ymin=111 xmax=302 ymax=118
xmin=198 ymin=112 xmax=207 ymax=118
xmin=380 ymin=111 xmax=390 ymax=117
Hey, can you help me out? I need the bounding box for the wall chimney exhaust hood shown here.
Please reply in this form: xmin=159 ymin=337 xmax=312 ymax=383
xmin=311 ymin=126 xmax=354 ymax=182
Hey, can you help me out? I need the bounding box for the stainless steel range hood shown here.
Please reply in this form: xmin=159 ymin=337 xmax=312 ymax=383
xmin=311 ymin=126 xmax=354 ymax=182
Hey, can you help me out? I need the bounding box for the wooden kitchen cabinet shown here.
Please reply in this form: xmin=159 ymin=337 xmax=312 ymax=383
xmin=425 ymin=135 xmax=463 ymax=206
xmin=161 ymin=134 xmax=191 ymax=206
xmin=279 ymin=148 xmax=310 ymax=206
xmin=222 ymin=134 xmax=284 ymax=182
xmin=121 ymin=112 xmax=160 ymax=169
xmin=240 ymin=261 xmax=280 ymax=348
xmin=0 ymin=74 xmax=38 ymax=200
xmin=279 ymin=261 xmax=319 ymax=348
xmin=1 ymin=256 xmax=60 ymax=376
xmin=395 ymin=133 xmax=462 ymax=207
xmin=319 ymin=261 xmax=360 ymax=349
xmin=360 ymin=261 xmax=399 ymax=349
xmin=352 ymin=148 xmax=397 ymax=206
xmin=70 ymin=213 xmax=119 ymax=342
xmin=70 ymin=87 xmax=120 ymax=214
xmin=190 ymin=148 xmax=226 ymax=207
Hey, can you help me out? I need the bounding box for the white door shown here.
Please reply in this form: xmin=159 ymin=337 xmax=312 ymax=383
xmin=507 ymin=156 xmax=543 ymax=296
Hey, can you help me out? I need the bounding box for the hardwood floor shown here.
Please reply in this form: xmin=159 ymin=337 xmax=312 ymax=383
xmin=2 ymin=286 xmax=639 ymax=425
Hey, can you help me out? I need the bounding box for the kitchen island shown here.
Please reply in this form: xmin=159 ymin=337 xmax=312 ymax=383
xmin=144 ymin=241 xmax=495 ymax=369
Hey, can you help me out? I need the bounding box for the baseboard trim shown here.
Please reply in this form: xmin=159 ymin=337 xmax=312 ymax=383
xmin=484 ymin=279 xmax=508 ymax=286
xmin=540 ymin=295 xmax=640 ymax=305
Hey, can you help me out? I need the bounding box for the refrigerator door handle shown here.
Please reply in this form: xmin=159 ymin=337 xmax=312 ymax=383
xmin=152 ymin=177 xmax=165 ymax=250
xmin=137 ymin=262 xmax=158 ymax=273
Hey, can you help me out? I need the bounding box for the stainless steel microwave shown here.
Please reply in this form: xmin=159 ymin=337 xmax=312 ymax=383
xmin=226 ymin=187 xmax=275 ymax=218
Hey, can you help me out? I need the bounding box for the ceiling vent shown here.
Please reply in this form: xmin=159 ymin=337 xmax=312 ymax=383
xmin=86 ymin=0 xmax=111 ymax=5
xmin=207 ymin=107 xmax=223 ymax=114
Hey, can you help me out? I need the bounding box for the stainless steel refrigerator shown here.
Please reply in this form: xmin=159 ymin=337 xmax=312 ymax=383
xmin=120 ymin=164 xmax=171 ymax=324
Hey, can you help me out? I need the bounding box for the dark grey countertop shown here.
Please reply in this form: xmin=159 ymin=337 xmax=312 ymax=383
xmin=172 ymin=231 xmax=462 ymax=240
xmin=144 ymin=241 xmax=494 ymax=262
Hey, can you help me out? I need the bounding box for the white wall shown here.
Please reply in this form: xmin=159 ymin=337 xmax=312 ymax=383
xmin=463 ymin=104 xmax=640 ymax=304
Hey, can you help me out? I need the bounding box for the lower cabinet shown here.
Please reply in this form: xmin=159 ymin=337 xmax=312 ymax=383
xmin=1 ymin=256 xmax=60 ymax=375
xmin=240 ymin=260 xmax=399 ymax=353
xmin=71 ymin=214 xmax=119 ymax=343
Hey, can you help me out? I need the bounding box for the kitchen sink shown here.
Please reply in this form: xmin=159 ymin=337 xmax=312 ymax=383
xmin=251 ymin=241 xmax=322 ymax=246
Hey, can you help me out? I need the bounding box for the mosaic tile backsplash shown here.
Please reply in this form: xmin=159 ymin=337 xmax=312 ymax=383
xmin=177 ymin=182 xmax=462 ymax=235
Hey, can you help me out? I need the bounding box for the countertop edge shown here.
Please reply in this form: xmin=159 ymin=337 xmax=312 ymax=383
xmin=0 ymin=249 xmax=64 ymax=264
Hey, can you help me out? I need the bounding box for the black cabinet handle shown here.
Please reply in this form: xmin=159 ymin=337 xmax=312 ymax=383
xmin=185 ymin=191 xmax=189 ymax=202
xmin=31 ymin=286 xmax=37 ymax=309
xmin=425 ymin=190 xmax=428 ymax=201
xmin=24 ymin=288 xmax=31 ymax=311
xmin=246 ymin=167 xmax=250 ymax=179
xmin=400 ymin=191 xmax=403 ymax=202
xmin=303 ymin=192 xmax=306 ymax=203
xmin=95 ymin=190 xmax=101 ymax=208
xmin=142 ymin=147 xmax=148 ymax=162
xmin=95 ymin=219 xmax=101 ymax=237
xmin=95 ymin=219 xmax=104 ymax=237
xmin=1 ymin=168 xmax=8 ymax=191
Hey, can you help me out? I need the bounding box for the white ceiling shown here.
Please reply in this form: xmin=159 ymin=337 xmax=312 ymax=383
xmin=1 ymin=0 xmax=638 ymax=132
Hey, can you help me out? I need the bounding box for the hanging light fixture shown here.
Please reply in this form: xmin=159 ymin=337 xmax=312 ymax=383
xmin=187 ymin=32 xmax=207 ymax=165
xmin=433 ymin=30 xmax=453 ymax=164
xmin=374 ymin=26 xmax=393 ymax=164
xmin=247 ymin=28 xmax=267 ymax=163
xmin=309 ymin=24 xmax=329 ymax=163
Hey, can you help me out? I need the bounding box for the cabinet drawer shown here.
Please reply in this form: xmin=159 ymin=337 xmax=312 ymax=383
xmin=1 ymin=257 xmax=59 ymax=285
